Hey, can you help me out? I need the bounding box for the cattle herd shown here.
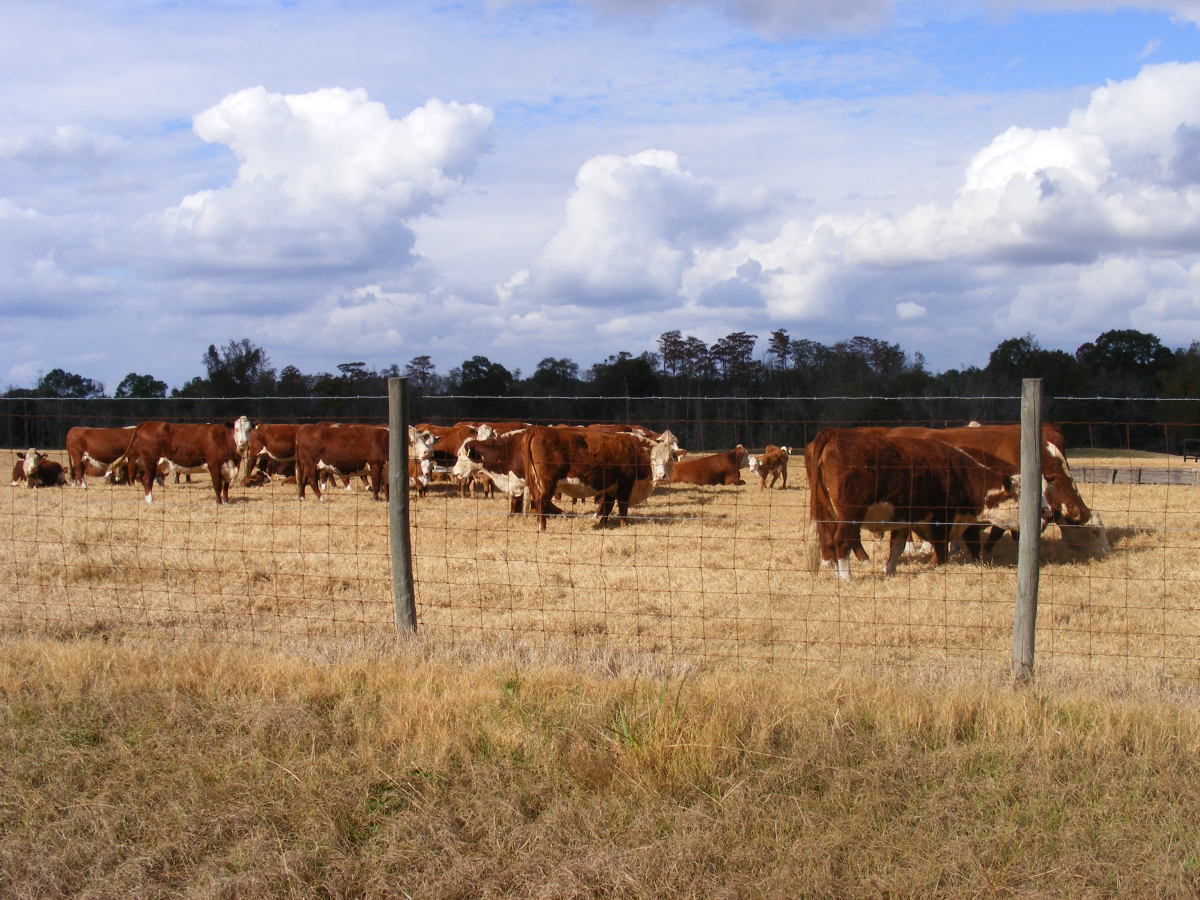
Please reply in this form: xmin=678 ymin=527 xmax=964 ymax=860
xmin=8 ymin=417 xmax=1110 ymax=577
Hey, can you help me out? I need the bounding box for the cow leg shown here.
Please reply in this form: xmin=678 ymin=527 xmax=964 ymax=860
xmin=207 ymin=462 xmax=225 ymax=504
xmin=137 ymin=456 xmax=156 ymax=504
xmin=960 ymin=525 xmax=984 ymax=562
xmin=982 ymin=526 xmax=1006 ymax=560
xmin=884 ymin=530 xmax=907 ymax=575
xmin=928 ymin=526 xmax=952 ymax=566
xmin=593 ymin=493 xmax=615 ymax=527
xmin=834 ymin=555 xmax=852 ymax=581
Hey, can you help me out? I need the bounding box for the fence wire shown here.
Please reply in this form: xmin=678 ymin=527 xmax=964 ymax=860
xmin=2 ymin=396 xmax=1200 ymax=691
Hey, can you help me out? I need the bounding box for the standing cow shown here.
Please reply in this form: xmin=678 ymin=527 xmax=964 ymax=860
xmin=522 ymin=426 xmax=650 ymax=530
xmin=294 ymin=424 xmax=389 ymax=501
xmin=887 ymin=423 xmax=1107 ymax=555
xmin=66 ymin=425 xmax=138 ymax=486
xmin=125 ymin=421 xmax=242 ymax=504
xmin=805 ymin=428 xmax=1026 ymax=580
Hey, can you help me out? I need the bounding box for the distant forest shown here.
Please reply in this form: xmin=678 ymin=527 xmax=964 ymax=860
xmin=5 ymin=328 xmax=1200 ymax=454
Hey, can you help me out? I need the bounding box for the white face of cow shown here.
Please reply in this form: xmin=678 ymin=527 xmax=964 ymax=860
xmin=747 ymin=455 xmax=761 ymax=474
xmin=21 ymin=450 xmax=39 ymax=480
xmin=980 ymin=474 xmax=1052 ymax=532
xmin=451 ymin=439 xmax=480 ymax=480
xmin=233 ymin=416 xmax=252 ymax=454
xmin=408 ymin=426 xmax=435 ymax=460
xmin=649 ymin=438 xmax=677 ymax=482
xmin=475 ymin=423 xmax=496 ymax=441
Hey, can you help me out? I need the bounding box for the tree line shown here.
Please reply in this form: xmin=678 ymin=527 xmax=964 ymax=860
xmin=4 ymin=329 xmax=1200 ymax=453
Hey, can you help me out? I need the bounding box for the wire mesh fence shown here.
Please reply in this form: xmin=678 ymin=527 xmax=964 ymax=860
xmin=3 ymin=392 xmax=1200 ymax=690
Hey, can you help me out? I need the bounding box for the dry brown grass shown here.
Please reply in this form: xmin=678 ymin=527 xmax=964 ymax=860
xmin=4 ymin=448 xmax=1200 ymax=691
xmin=3 ymin=636 xmax=1200 ymax=897
xmin=5 ymin=448 xmax=1200 ymax=894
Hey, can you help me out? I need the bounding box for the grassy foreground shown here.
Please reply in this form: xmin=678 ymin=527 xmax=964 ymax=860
xmin=2 ymin=638 xmax=1200 ymax=897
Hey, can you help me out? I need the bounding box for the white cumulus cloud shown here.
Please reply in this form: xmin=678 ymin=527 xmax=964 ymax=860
xmin=164 ymin=86 xmax=494 ymax=270
xmin=685 ymin=62 xmax=1200 ymax=347
xmin=502 ymin=148 xmax=765 ymax=308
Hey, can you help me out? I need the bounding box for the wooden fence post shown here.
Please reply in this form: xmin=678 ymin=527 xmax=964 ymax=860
xmin=1012 ymin=377 xmax=1042 ymax=681
xmin=388 ymin=377 xmax=417 ymax=634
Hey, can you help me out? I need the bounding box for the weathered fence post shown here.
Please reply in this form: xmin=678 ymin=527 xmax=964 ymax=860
xmin=1012 ymin=377 xmax=1042 ymax=682
xmin=388 ymin=377 xmax=417 ymax=634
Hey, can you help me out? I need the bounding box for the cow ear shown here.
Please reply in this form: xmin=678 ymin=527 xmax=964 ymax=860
xmin=16 ymin=453 xmax=25 ymax=460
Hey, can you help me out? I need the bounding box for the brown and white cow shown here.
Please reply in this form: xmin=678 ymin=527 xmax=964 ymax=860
xmin=805 ymin=428 xmax=1026 ymax=580
xmin=886 ymin=423 xmax=1107 ymax=555
xmin=522 ymin=426 xmax=651 ymax=530
xmin=125 ymin=421 xmax=241 ymax=504
xmin=294 ymin=423 xmax=388 ymax=501
xmin=243 ymin=423 xmax=302 ymax=483
xmin=452 ymin=429 xmax=530 ymax=513
xmin=66 ymin=425 xmax=138 ymax=486
xmin=748 ymin=445 xmax=790 ymax=490
xmin=11 ymin=450 xmax=67 ymax=488
xmin=668 ymin=445 xmax=748 ymax=486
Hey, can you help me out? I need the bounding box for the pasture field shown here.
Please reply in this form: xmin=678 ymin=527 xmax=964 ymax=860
xmin=4 ymin=448 xmax=1200 ymax=690
xmin=6 ymin=448 xmax=1200 ymax=894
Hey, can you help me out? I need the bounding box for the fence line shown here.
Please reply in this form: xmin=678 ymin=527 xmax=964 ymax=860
xmin=3 ymin=393 xmax=1200 ymax=691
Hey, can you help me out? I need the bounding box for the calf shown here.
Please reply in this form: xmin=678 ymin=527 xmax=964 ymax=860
xmin=11 ymin=450 xmax=67 ymax=488
xmin=668 ymin=445 xmax=747 ymax=486
xmin=748 ymin=445 xmax=790 ymax=490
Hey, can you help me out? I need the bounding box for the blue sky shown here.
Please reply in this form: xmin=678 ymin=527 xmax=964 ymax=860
xmin=3 ymin=0 xmax=1200 ymax=389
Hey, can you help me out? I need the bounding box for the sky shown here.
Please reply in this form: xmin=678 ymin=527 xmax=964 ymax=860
xmin=3 ymin=0 xmax=1200 ymax=390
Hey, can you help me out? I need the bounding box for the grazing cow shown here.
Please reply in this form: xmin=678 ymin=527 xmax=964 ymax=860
xmin=522 ymin=426 xmax=651 ymax=530
xmin=805 ymin=428 xmax=1026 ymax=581
xmin=748 ymin=445 xmax=790 ymax=490
xmin=125 ymin=421 xmax=242 ymax=504
xmin=11 ymin=451 xmax=67 ymax=488
xmin=66 ymin=425 xmax=138 ymax=486
xmin=886 ymin=423 xmax=1107 ymax=555
xmin=243 ymin=423 xmax=302 ymax=483
xmin=453 ymin=429 xmax=530 ymax=513
xmin=294 ymin=423 xmax=388 ymax=501
xmin=668 ymin=445 xmax=748 ymax=486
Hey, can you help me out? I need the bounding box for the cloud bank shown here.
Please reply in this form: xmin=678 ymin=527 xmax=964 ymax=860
xmin=164 ymin=87 xmax=494 ymax=270
xmin=500 ymin=63 xmax=1200 ymax=361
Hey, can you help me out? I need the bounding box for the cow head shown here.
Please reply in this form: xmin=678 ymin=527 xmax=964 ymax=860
xmin=452 ymin=438 xmax=482 ymax=481
xmin=232 ymin=416 xmax=252 ymax=454
xmin=648 ymin=438 xmax=677 ymax=483
xmin=407 ymin=425 xmax=435 ymax=460
xmin=747 ymin=454 xmax=761 ymax=474
xmin=19 ymin=450 xmax=43 ymax=482
xmin=979 ymin=474 xmax=1053 ymax=533
xmin=733 ymin=444 xmax=748 ymax=468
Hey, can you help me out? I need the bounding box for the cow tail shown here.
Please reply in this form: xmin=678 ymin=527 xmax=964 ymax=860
xmin=110 ymin=424 xmax=142 ymax=487
xmin=521 ymin=428 xmax=543 ymax=505
xmin=805 ymin=456 xmax=828 ymax=574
